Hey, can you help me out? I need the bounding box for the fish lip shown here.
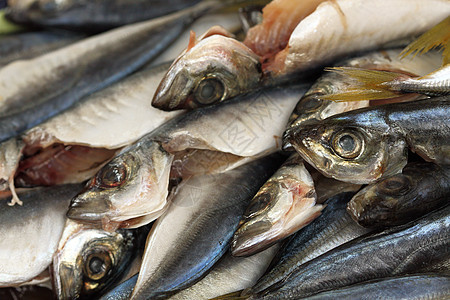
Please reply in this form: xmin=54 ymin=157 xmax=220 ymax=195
xmin=52 ymin=258 xmax=83 ymax=300
xmin=66 ymin=194 xmax=112 ymax=222
xmin=231 ymin=220 xmax=274 ymax=257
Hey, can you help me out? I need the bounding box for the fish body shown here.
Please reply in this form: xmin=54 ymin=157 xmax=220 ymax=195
xmin=0 ymin=30 xmax=82 ymax=68
xmin=100 ymin=274 xmax=137 ymax=300
xmin=303 ymin=274 xmax=450 ymax=300
xmin=131 ymin=155 xmax=283 ymax=299
xmin=231 ymin=153 xmax=323 ymax=257
xmin=286 ymin=96 xmax=450 ymax=184
xmin=252 ymin=205 xmax=450 ymax=299
xmin=0 ymin=0 xmax=225 ymax=143
xmin=6 ymin=0 xmax=202 ymax=31
xmin=0 ymin=184 xmax=83 ymax=286
xmin=247 ymin=191 xmax=370 ymax=295
xmin=348 ymin=162 xmax=450 ymax=228
xmin=52 ymin=220 xmax=139 ymax=299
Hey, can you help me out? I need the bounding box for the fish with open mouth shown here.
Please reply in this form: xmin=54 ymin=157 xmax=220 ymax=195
xmin=348 ymin=162 xmax=450 ymax=228
xmin=52 ymin=220 xmax=143 ymax=299
xmin=0 ymin=184 xmax=83 ymax=287
xmin=285 ymin=96 xmax=450 ymax=184
xmin=151 ymin=0 xmax=450 ymax=111
xmin=231 ymin=153 xmax=323 ymax=257
xmin=67 ymin=83 xmax=308 ymax=229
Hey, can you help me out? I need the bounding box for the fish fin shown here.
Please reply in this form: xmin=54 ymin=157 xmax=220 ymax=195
xmin=321 ymin=67 xmax=409 ymax=102
xmin=210 ymin=290 xmax=249 ymax=300
xmin=399 ymin=16 xmax=450 ymax=64
xmin=186 ymin=30 xmax=197 ymax=52
xmin=199 ymin=25 xmax=235 ymax=40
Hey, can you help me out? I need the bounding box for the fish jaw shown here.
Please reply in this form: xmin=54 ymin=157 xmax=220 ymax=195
xmin=152 ymin=35 xmax=261 ymax=111
xmin=231 ymin=160 xmax=322 ymax=257
xmin=67 ymin=142 xmax=174 ymax=229
xmin=286 ymin=121 xmax=408 ymax=184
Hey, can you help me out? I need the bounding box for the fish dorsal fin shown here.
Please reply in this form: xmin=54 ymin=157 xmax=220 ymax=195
xmin=400 ymin=16 xmax=450 ymax=65
xmin=186 ymin=30 xmax=197 ymax=52
xmin=198 ymin=25 xmax=235 ymax=40
xmin=320 ymin=67 xmax=410 ymax=102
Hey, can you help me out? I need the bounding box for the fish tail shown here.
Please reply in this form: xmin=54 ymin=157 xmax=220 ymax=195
xmin=399 ymin=16 xmax=450 ymax=64
xmin=320 ymin=67 xmax=408 ymax=102
xmin=210 ymin=290 xmax=250 ymax=300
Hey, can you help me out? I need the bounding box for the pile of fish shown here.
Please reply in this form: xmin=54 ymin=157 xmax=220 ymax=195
xmin=0 ymin=0 xmax=449 ymax=299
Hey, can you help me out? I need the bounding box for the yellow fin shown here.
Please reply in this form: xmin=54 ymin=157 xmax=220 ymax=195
xmin=321 ymin=67 xmax=407 ymax=102
xmin=400 ymin=16 xmax=450 ymax=64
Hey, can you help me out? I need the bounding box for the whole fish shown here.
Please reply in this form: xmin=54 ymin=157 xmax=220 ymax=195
xmin=67 ymin=83 xmax=308 ymax=229
xmin=52 ymin=220 xmax=141 ymax=300
xmin=247 ymin=205 xmax=450 ymax=299
xmin=246 ymin=191 xmax=371 ymax=296
xmin=0 ymin=0 xmax=233 ymax=143
xmin=170 ymin=246 xmax=279 ymax=300
xmin=231 ymin=153 xmax=323 ymax=257
xmin=131 ymin=155 xmax=283 ymax=299
xmin=0 ymin=184 xmax=83 ymax=286
xmin=285 ymin=96 xmax=450 ymax=184
xmin=0 ymin=30 xmax=82 ymax=68
xmin=302 ymin=274 xmax=450 ymax=300
xmin=151 ymin=0 xmax=450 ymax=111
xmin=5 ymin=0 xmax=202 ymax=31
xmin=348 ymin=162 xmax=450 ymax=228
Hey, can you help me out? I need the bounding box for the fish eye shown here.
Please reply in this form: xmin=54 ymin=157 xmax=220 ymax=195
xmin=331 ymin=130 xmax=363 ymax=159
xmin=193 ymin=77 xmax=225 ymax=105
xmin=379 ymin=175 xmax=411 ymax=196
xmin=97 ymin=164 xmax=127 ymax=188
xmin=84 ymin=251 xmax=112 ymax=281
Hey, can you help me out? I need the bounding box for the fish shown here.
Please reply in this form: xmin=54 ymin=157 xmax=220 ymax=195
xmin=0 ymin=0 xmax=233 ymax=143
xmin=245 ymin=191 xmax=371 ymax=296
xmin=231 ymin=152 xmax=323 ymax=257
xmin=152 ymin=0 xmax=450 ymax=111
xmin=131 ymin=155 xmax=283 ymax=300
xmin=0 ymin=184 xmax=83 ymax=286
xmin=67 ymin=83 xmax=308 ymax=229
xmin=52 ymin=220 xmax=141 ymax=300
xmin=99 ymin=274 xmax=138 ymax=300
xmin=246 ymin=205 xmax=450 ymax=299
xmin=285 ymin=96 xmax=450 ymax=184
xmin=302 ymin=274 xmax=450 ymax=300
xmin=348 ymin=162 xmax=450 ymax=228
xmin=5 ymin=0 xmax=203 ymax=32
xmin=0 ymin=30 xmax=82 ymax=68
xmin=170 ymin=246 xmax=279 ymax=300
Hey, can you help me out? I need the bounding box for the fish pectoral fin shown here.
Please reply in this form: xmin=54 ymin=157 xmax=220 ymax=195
xmin=209 ymin=290 xmax=249 ymax=300
xmin=321 ymin=67 xmax=408 ymax=102
xmin=399 ymin=16 xmax=450 ymax=65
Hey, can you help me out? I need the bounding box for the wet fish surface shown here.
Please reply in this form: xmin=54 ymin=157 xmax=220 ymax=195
xmin=248 ymin=205 xmax=450 ymax=299
xmin=302 ymin=274 xmax=450 ymax=300
xmin=0 ymin=184 xmax=83 ymax=286
xmin=286 ymin=96 xmax=450 ymax=184
xmin=348 ymin=162 xmax=450 ymax=228
xmin=5 ymin=0 xmax=202 ymax=31
xmin=246 ymin=191 xmax=371 ymax=295
xmin=131 ymin=155 xmax=283 ymax=299
xmin=0 ymin=0 xmax=228 ymax=143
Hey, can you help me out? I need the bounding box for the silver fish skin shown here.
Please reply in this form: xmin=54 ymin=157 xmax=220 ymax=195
xmin=302 ymin=274 xmax=450 ymax=300
xmin=246 ymin=191 xmax=370 ymax=296
xmin=52 ymin=220 xmax=138 ymax=300
xmin=170 ymin=246 xmax=279 ymax=300
xmin=5 ymin=0 xmax=202 ymax=32
xmin=0 ymin=30 xmax=82 ymax=68
xmin=131 ymin=155 xmax=284 ymax=300
xmin=348 ymin=162 xmax=450 ymax=228
xmin=251 ymin=205 xmax=450 ymax=299
xmin=231 ymin=153 xmax=323 ymax=257
xmin=286 ymin=96 xmax=450 ymax=184
xmin=0 ymin=0 xmax=226 ymax=143
xmin=0 ymin=184 xmax=83 ymax=286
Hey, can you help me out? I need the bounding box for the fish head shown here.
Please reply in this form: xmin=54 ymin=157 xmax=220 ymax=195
xmin=286 ymin=120 xmax=408 ymax=184
xmin=231 ymin=160 xmax=322 ymax=256
xmin=67 ymin=142 xmax=173 ymax=229
xmin=52 ymin=220 xmax=136 ymax=299
xmin=347 ymin=172 xmax=415 ymax=227
xmin=152 ymin=34 xmax=262 ymax=111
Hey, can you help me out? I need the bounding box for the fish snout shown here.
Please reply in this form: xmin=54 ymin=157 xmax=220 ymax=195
xmin=231 ymin=220 xmax=273 ymax=257
xmin=53 ymin=261 xmax=83 ymax=300
xmin=66 ymin=193 xmax=112 ymax=223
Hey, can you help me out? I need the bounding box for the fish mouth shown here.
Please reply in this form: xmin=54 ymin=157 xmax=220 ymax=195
xmin=231 ymin=220 xmax=274 ymax=257
xmin=66 ymin=194 xmax=112 ymax=222
xmin=52 ymin=258 xmax=83 ymax=300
